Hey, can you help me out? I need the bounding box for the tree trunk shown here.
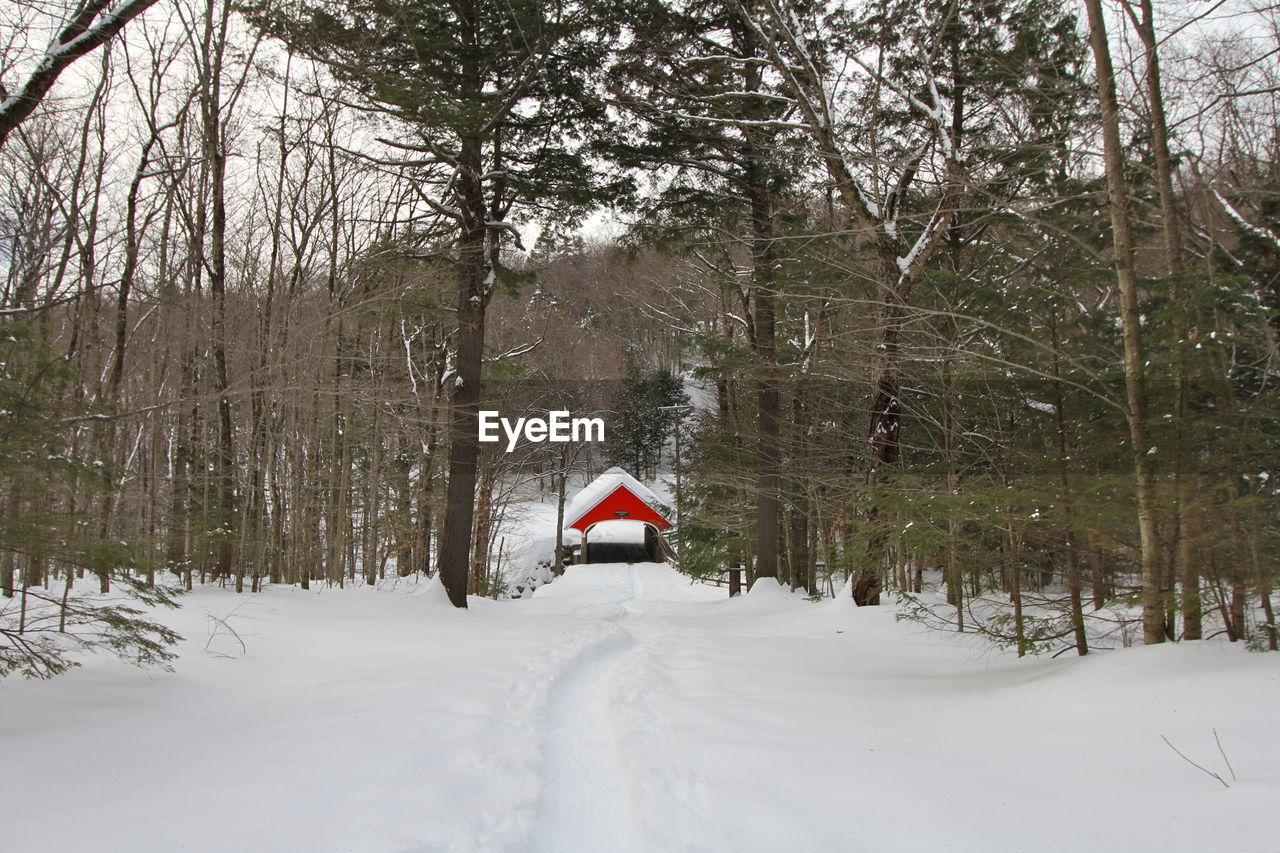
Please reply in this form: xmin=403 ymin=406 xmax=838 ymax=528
xmin=201 ymin=0 xmax=236 ymax=584
xmin=1051 ymin=310 xmax=1088 ymax=654
xmin=1010 ymin=527 xmax=1026 ymax=657
xmin=1084 ymin=0 xmax=1164 ymax=644
xmin=436 ymin=137 xmax=489 ymax=608
xmin=1131 ymin=0 xmax=1202 ymax=642
xmin=749 ymin=162 xmax=780 ymax=581
xmin=553 ymin=448 xmax=569 ymax=575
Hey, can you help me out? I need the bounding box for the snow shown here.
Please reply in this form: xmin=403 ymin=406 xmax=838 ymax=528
xmin=1 ymin=564 xmax=1277 ymax=852
xmin=487 ymin=500 xmax=575 ymax=596
xmin=581 ymin=518 xmax=647 ymax=543
xmin=1213 ymin=189 xmax=1280 ymax=250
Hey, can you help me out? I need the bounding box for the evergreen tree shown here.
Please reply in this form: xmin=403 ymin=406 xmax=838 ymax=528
xmin=248 ymin=0 xmax=628 ymax=606
xmin=605 ymin=364 xmax=690 ymax=480
xmin=607 ymin=0 xmax=810 ymax=579
xmin=0 ymin=322 xmax=181 ymax=679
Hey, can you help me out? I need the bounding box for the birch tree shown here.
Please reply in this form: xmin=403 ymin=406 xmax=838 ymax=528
xmin=1082 ymin=0 xmax=1164 ymax=644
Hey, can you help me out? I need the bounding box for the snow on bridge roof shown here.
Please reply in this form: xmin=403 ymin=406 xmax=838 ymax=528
xmin=564 ymin=467 xmax=671 ymax=533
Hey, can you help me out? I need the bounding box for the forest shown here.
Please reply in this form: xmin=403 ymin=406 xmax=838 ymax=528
xmin=1 ymin=0 xmax=1278 ymax=680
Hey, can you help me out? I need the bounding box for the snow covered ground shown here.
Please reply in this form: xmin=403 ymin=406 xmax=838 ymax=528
xmin=2 ymin=564 xmax=1277 ymax=852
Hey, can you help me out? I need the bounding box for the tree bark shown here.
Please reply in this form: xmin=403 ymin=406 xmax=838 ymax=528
xmin=199 ymin=0 xmax=236 ymax=583
xmin=1051 ymin=310 xmax=1088 ymax=655
xmin=1130 ymin=0 xmax=1201 ymax=642
xmin=553 ymin=445 xmax=569 ymax=575
xmin=748 ymin=151 xmax=780 ymax=580
xmin=1084 ymin=0 xmax=1165 ymax=645
xmin=436 ymin=137 xmax=489 ymax=608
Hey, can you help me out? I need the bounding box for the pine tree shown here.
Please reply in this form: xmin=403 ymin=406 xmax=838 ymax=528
xmin=605 ymin=364 xmax=689 ymax=480
xmin=606 ymin=0 xmax=808 ymax=579
xmin=248 ymin=0 xmax=628 ymax=606
xmin=0 ymin=322 xmax=181 ymax=679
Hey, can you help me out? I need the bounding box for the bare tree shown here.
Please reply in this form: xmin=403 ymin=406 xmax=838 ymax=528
xmin=0 ymin=0 xmax=161 ymax=149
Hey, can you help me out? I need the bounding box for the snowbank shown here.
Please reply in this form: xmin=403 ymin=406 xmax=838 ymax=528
xmin=1 ymin=566 xmax=1276 ymax=853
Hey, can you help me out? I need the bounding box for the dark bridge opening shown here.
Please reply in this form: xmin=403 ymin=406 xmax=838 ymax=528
xmin=583 ymin=541 xmax=651 ymax=564
xmin=581 ymin=520 xmax=668 ymax=564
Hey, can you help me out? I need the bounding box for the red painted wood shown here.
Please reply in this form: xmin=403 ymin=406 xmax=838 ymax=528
xmin=566 ymin=485 xmax=672 ymax=532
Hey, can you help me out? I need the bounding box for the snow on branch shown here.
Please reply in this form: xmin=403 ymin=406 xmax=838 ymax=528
xmin=896 ymin=202 xmax=951 ymax=284
xmin=1212 ymin=189 xmax=1280 ymax=251
xmin=408 ymin=182 xmax=465 ymax=223
xmin=735 ymin=0 xmax=881 ymax=232
xmin=685 ymin=54 xmax=772 ymax=66
xmin=883 ymin=139 xmax=932 ymax=237
xmin=0 ymin=0 xmax=161 ymax=149
xmin=485 ymin=220 xmax=527 ymax=251
xmin=484 ymin=337 xmax=544 ymax=364
xmin=663 ymin=112 xmax=808 ymax=130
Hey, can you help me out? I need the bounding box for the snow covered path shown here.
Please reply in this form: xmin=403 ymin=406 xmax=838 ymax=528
xmin=524 ymin=566 xmax=723 ymax=853
xmin=526 ymin=620 xmax=646 ymax=853
xmin=2 ymin=563 xmax=1278 ymax=852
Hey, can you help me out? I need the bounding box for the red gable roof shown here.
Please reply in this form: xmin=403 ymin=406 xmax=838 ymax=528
xmin=566 ymin=484 xmax=672 ymax=533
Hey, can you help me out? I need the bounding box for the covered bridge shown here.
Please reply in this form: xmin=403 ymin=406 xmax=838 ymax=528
xmin=564 ymin=467 xmax=672 ymax=564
